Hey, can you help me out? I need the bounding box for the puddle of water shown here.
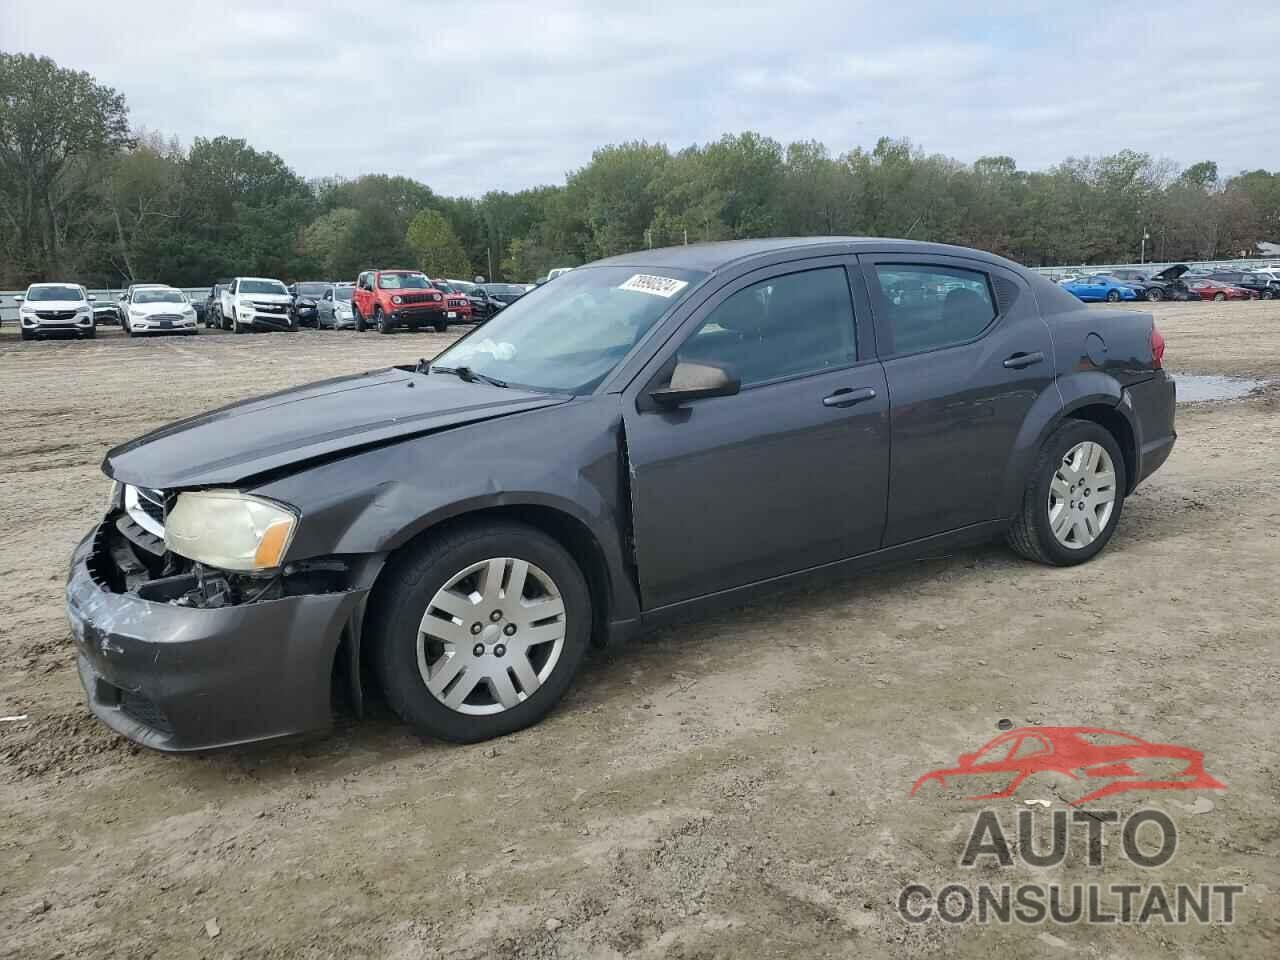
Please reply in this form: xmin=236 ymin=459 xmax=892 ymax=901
xmin=1174 ymin=375 xmax=1266 ymax=403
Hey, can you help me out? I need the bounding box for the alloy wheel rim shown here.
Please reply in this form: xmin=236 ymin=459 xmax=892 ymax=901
xmin=1048 ymin=441 xmax=1117 ymax=549
xmin=417 ymin=557 xmax=567 ymax=716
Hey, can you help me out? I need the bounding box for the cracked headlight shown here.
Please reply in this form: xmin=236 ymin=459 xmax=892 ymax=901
xmin=165 ymin=491 xmax=297 ymax=571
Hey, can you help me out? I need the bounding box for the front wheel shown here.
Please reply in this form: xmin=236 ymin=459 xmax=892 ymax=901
xmin=434 ymin=317 xmax=448 ymax=333
xmin=233 ymin=312 xmax=246 ymax=334
xmin=1007 ymin=420 xmax=1127 ymax=566
xmin=370 ymin=522 xmax=591 ymax=742
xmin=375 ymin=307 xmax=390 ymax=334
xmin=1145 ymin=287 xmax=1163 ymax=302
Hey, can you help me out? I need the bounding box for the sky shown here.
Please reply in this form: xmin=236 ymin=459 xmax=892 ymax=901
xmin=4 ymin=0 xmax=1278 ymax=197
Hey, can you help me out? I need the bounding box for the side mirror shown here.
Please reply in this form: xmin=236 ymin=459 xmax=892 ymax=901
xmin=88 ymin=294 xmax=97 ymax=301
xmin=13 ymin=295 xmax=23 ymax=303
xmin=650 ymin=360 xmax=740 ymax=407
xmin=118 ymin=293 xmax=127 ymax=301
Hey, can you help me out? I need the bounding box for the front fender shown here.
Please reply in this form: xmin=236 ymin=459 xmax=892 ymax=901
xmin=251 ymin=397 xmax=640 ymax=625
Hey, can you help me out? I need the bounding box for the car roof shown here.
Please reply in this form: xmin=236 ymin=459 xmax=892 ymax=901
xmin=28 ymin=281 xmax=82 ymax=288
xmin=587 ymin=237 xmax=1024 ymax=274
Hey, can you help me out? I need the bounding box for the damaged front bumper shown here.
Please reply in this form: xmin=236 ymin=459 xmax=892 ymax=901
xmin=66 ymin=521 xmax=372 ymax=752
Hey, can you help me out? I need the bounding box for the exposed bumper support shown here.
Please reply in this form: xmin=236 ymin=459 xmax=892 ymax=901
xmin=66 ymin=524 xmax=369 ymax=752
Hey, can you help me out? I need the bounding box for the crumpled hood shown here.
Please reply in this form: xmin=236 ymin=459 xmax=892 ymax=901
xmin=104 ymin=367 xmax=568 ymax=488
xmin=1153 ymin=264 xmax=1189 ymax=281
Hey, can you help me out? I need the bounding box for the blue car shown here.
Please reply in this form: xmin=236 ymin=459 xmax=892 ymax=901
xmin=1059 ymin=275 xmax=1140 ymax=303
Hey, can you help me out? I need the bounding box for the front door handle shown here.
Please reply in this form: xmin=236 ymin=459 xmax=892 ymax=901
xmin=1003 ymin=351 xmax=1045 ymax=369
xmin=822 ymin=387 xmax=878 ymax=408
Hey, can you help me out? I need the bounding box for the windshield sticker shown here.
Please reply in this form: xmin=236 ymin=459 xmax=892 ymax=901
xmin=619 ymin=274 xmax=689 ymax=298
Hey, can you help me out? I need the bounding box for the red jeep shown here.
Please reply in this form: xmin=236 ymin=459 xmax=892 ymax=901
xmin=352 ymin=270 xmax=448 ymax=333
xmin=431 ymin=279 xmax=474 ymax=324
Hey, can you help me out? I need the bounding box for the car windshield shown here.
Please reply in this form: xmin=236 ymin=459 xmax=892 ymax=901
xmin=450 ymin=280 xmax=477 ymax=293
xmin=378 ymin=273 xmax=430 ymax=289
xmin=27 ymin=285 xmax=82 ymax=301
xmin=487 ymin=284 xmax=525 ymax=296
xmin=134 ymin=288 xmax=185 ymax=303
xmin=295 ymin=283 xmax=328 ymax=297
xmin=432 ymin=266 xmax=705 ymax=393
xmin=334 ymin=286 xmax=354 ymax=302
xmin=240 ymin=280 xmax=288 ymax=295
xmin=433 ymin=281 xmax=455 ymax=292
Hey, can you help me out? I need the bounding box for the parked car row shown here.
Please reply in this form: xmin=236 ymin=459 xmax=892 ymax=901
xmin=1059 ymin=263 xmax=1280 ymax=303
xmin=11 ymin=268 xmax=536 ymax=343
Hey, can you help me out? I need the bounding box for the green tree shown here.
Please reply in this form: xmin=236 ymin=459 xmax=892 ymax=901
xmin=0 ymin=53 xmax=132 ymax=283
xmin=303 ymin=207 xmax=359 ymax=278
xmin=106 ymin=130 xmax=184 ymax=283
xmin=405 ymin=209 xmax=471 ymax=277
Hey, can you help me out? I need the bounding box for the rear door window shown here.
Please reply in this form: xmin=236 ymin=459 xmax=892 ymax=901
xmin=873 ymin=264 xmax=997 ymax=355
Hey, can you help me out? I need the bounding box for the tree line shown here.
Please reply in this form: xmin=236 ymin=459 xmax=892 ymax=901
xmin=2 ymin=52 xmax=1278 ymax=289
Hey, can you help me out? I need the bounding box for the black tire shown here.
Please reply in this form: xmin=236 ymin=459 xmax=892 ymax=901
xmin=370 ymin=521 xmax=591 ymax=743
xmin=83 ymin=327 xmax=96 ymax=339
xmin=355 ymin=304 xmax=367 ymax=332
xmin=1007 ymin=419 xmax=1127 ymax=567
xmin=1214 ymin=292 xmax=1226 ymax=302
xmin=1145 ymin=287 xmax=1163 ymax=302
xmin=1105 ymin=289 xmax=1120 ymax=302
xmin=20 ymin=327 xmax=33 ymax=341
xmin=375 ymin=307 xmax=391 ymax=334
xmin=434 ymin=317 xmax=448 ymax=333
xmin=232 ymin=311 xmax=246 ymax=334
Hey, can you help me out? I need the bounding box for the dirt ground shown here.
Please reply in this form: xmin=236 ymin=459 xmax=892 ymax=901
xmin=1 ymin=303 xmax=1278 ymax=959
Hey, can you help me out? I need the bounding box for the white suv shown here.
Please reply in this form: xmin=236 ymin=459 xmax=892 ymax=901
xmin=221 ymin=277 xmax=294 ymax=333
xmin=122 ymin=285 xmax=199 ymax=336
xmin=16 ymin=283 xmax=97 ymax=341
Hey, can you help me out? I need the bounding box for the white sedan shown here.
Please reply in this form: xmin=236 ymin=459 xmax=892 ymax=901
xmin=123 ymin=286 xmax=199 ymax=335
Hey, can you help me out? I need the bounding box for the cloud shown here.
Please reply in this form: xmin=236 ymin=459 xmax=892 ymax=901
xmin=3 ymin=0 xmax=1278 ymax=195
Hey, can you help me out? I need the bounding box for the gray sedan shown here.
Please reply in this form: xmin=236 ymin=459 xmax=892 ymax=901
xmin=315 ymin=283 xmax=357 ymax=329
xmin=68 ymin=238 xmax=1175 ymax=751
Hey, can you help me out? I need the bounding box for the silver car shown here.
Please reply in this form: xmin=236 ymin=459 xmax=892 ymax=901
xmin=316 ymin=283 xmax=357 ymax=329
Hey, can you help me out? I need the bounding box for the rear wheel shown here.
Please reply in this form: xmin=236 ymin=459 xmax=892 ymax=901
xmin=1214 ymin=292 xmax=1226 ymax=301
xmin=1105 ymin=289 xmax=1120 ymax=302
xmin=370 ymin=521 xmax=591 ymax=742
xmin=354 ymin=303 xmax=367 ymax=332
xmin=1007 ymin=420 xmax=1126 ymax=566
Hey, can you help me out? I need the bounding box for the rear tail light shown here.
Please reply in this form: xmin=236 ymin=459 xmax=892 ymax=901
xmin=1150 ymin=324 xmax=1165 ymax=369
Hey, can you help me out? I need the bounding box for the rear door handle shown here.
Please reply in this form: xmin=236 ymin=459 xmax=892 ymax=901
xmin=1003 ymin=351 xmax=1045 ymax=369
xmin=822 ymin=387 xmax=878 ymax=408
